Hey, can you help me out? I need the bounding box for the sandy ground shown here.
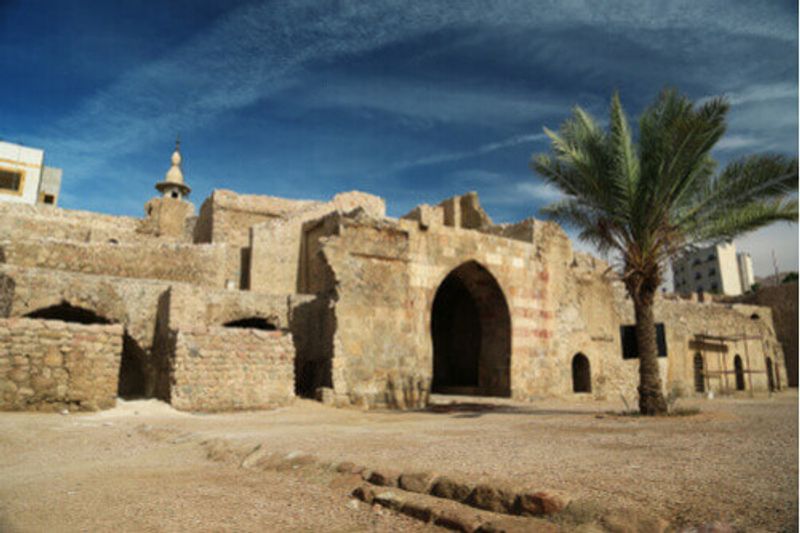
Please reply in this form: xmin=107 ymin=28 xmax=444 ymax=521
xmin=0 ymin=391 xmax=796 ymax=532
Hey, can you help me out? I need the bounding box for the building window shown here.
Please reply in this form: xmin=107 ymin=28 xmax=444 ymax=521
xmin=43 ymin=194 xmax=55 ymax=204
xmin=694 ymin=272 xmax=702 ymax=280
xmin=0 ymin=167 xmax=24 ymax=195
xmin=707 ymin=254 xmax=715 ymax=262
xmin=710 ymin=283 xmax=718 ymax=292
xmin=708 ymin=268 xmax=716 ymax=276
xmin=620 ymin=323 xmax=668 ymax=359
xmin=692 ymin=259 xmax=701 ymax=266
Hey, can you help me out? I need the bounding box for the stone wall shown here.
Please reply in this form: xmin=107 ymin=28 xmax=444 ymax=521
xmin=0 ymin=238 xmax=227 ymax=287
xmin=0 ymin=265 xmax=306 ymax=404
xmin=249 ymin=191 xmax=385 ymax=293
xmin=727 ymin=283 xmax=797 ymax=387
xmin=0 ymin=317 xmax=123 ymax=411
xmin=193 ymin=189 xmax=321 ymax=288
xmin=165 ymin=284 xmax=295 ymax=331
xmin=0 ymin=201 xmax=150 ymax=243
xmin=170 ymin=326 xmax=294 ymax=411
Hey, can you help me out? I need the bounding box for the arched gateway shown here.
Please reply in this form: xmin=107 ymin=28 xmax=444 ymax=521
xmin=431 ymin=261 xmax=511 ymax=397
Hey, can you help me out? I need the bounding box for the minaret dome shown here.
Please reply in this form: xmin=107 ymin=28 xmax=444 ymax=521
xmin=155 ymin=138 xmax=191 ymax=200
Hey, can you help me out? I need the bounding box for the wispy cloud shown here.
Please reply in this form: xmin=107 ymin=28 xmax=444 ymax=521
xmin=726 ymin=82 xmax=797 ymax=106
xmin=515 ymin=182 xmax=565 ymax=202
xmin=294 ymin=74 xmax=568 ymax=127
xmin=385 ymin=133 xmax=546 ymax=175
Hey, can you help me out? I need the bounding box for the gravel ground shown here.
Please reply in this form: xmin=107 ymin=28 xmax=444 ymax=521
xmin=0 ymin=391 xmax=796 ymax=531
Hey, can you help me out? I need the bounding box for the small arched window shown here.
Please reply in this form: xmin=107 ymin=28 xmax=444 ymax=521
xmin=571 ymin=353 xmax=591 ymax=393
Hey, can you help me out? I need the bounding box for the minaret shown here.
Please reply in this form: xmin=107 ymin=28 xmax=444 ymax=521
xmin=155 ymin=138 xmax=191 ymax=200
xmin=142 ymin=139 xmax=195 ymax=239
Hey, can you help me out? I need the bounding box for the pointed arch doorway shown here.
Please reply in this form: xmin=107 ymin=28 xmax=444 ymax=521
xmin=431 ymin=261 xmax=511 ymax=397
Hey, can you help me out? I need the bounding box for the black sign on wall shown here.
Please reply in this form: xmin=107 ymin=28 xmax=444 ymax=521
xmin=620 ymin=323 xmax=668 ymax=359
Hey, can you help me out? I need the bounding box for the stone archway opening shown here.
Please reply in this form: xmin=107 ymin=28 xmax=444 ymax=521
xmin=431 ymin=261 xmax=511 ymax=397
xmin=734 ymin=355 xmax=745 ymax=391
xmin=24 ymin=301 xmax=147 ymax=400
xmin=25 ymin=302 xmax=111 ymax=325
xmin=571 ymin=353 xmax=591 ymax=393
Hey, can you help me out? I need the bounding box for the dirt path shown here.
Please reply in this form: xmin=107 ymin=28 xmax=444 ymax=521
xmin=0 ymin=392 xmax=796 ymax=531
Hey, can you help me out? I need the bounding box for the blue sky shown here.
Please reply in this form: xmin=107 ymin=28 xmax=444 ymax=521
xmin=1 ymin=0 xmax=797 ymax=277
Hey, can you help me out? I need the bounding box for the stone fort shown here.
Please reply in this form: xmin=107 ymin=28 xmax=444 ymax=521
xmin=0 ymin=144 xmax=790 ymax=412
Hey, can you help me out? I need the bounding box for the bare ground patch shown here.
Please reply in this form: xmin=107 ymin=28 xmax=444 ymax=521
xmin=0 ymin=392 xmax=796 ymax=531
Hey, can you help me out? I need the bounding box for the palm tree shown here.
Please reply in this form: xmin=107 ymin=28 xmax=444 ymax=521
xmin=531 ymin=89 xmax=797 ymax=415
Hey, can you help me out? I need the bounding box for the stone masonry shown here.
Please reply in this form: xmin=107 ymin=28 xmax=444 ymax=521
xmin=0 ymin=317 xmax=123 ymax=411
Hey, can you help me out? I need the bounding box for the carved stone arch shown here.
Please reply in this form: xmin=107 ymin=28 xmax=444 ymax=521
xmin=430 ymin=260 xmax=511 ymax=397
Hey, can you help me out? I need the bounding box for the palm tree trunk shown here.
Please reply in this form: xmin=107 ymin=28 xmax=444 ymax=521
xmin=633 ymin=292 xmax=668 ymax=415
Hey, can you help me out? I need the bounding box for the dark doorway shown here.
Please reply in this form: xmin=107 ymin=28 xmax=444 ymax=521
xmin=223 ymin=317 xmax=277 ymax=330
xmin=694 ymin=353 xmax=705 ymax=393
xmin=431 ymin=261 xmax=511 ymax=397
xmin=25 ymin=302 xmax=111 ymax=324
xmin=118 ymin=333 xmax=146 ymax=399
xmin=571 ymin=353 xmax=591 ymax=393
xmin=734 ymin=355 xmax=745 ymax=391
xmin=766 ymin=357 xmax=775 ymax=392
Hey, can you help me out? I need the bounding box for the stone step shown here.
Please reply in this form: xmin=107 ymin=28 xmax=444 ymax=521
xmin=353 ymin=465 xmax=570 ymax=519
xmin=353 ymin=482 xmax=558 ymax=532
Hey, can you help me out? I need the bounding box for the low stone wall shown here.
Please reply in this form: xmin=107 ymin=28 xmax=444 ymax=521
xmin=171 ymin=326 xmax=294 ymax=411
xmin=0 ymin=238 xmax=227 ymax=287
xmin=0 ymin=318 xmax=123 ymax=411
xmin=0 ymin=201 xmax=145 ymax=243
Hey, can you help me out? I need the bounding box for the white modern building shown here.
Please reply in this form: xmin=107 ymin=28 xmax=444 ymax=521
xmin=672 ymin=242 xmax=755 ymax=296
xmin=736 ymin=252 xmax=755 ymax=293
xmin=0 ymin=140 xmax=61 ymax=206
